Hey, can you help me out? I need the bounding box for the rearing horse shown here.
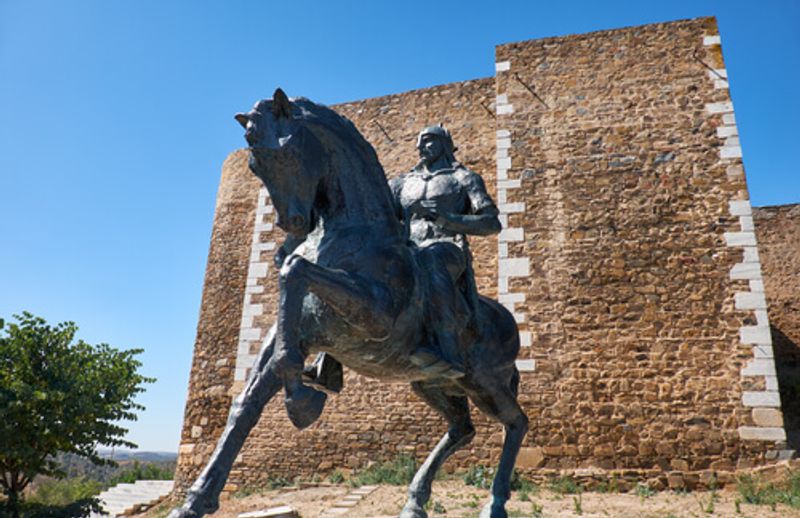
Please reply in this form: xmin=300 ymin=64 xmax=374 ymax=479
xmin=169 ymin=90 xmax=528 ymax=518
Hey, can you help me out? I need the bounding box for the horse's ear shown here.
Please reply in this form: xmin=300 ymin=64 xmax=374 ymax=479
xmin=234 ymin=113 xmax=249 ymax=128
xmin=272 ymin=88 xmax=292 ymax=119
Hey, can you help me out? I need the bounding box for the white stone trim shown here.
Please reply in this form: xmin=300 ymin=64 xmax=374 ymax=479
xmin=515 ymin=359 xmax=535 ymax=372
xmin=234 ymin=187 xmax=276 ymax=382
xmin=703 ymin=32 xmax=789 ymax=448
xmin=495 ymin=67 xmax=533 ymax=371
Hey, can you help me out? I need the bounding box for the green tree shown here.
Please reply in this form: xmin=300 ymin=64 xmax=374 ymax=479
xmin=0 ymin=312 xmax=154 ymax=516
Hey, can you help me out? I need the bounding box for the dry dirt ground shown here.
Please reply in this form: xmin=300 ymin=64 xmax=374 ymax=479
xmin=145 ymin=479 xmax=800 ymax=518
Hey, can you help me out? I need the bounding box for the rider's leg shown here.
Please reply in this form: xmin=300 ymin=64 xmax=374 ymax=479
xmin=410 ymin=244 xmax=467 ymax=376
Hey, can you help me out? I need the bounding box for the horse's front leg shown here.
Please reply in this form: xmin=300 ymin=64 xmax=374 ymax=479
xmin=275 ymin=255 xmax=395 ymax=429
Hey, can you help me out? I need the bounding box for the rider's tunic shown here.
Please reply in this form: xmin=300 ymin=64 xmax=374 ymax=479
xmin=390 ymin=164 xmax=497 ymax=320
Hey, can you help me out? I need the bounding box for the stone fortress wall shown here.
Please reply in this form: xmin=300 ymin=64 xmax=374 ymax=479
xmin=174 ymin=17 xmax=798 ymax=494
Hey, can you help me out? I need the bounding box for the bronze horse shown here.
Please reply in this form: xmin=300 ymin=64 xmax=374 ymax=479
xmin=169 ymin=90 xmax=528 ymax=518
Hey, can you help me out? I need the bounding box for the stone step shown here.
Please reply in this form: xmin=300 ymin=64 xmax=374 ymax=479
xmin=90 ymin=479 xmax=174 ymax=517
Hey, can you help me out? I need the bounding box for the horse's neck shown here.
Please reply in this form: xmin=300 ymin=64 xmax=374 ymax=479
xmin=319 ymin=164 xmax=400 ymax=234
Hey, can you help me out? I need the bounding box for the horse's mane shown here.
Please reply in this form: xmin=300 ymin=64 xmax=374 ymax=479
xmin=254 ymin=97 xmax=386 ymax=182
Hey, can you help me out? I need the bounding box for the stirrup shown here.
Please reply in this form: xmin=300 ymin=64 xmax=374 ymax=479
xmin=302 ymin=352 xmax=343 ymax=394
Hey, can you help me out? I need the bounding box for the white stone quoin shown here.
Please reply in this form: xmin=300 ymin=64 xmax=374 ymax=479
xmin=703 ymin=32 xmax=788 ymax=449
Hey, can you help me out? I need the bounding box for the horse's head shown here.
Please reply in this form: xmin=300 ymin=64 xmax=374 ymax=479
xmin=235 ymin=88 xmax=326 ymax=239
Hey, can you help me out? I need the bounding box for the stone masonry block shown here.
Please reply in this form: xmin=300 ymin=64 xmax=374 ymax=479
xmin=722 ymin=113 xmax=736 ymax=125
xmin=716 ymin=125 xmax=738 ymax=138
xmin=499 ymin=257 xmax=530 ymax=278
xmin=738 ymin=426 xmax=786 ymax=442
xmin=519 ymin=331 xmax=532 ymax=347
xmin=515 ymin=359 xmax=535 ymax=372
xmin=239 ymin=327 xmax=261 ymax=341
xmin=703 ymin=35 xmax=721 ymax=45
xmin=742 ymin=391 xmax=782 ymax=408
xmin=242 ymin=304 xmax=264 ymax=316
xmin=740 ymin=326 xmax=772 ymax=345
xmin=499 ymin=202 xmax=525 ymax=214
xmin=729 ymin=200 xmax=752 ymax=216
xmin=734 ymin=291 xmax=767 ymax=310
xmin=495 ymin=61 xmax=510 ymax=72
xmin=741 ymin=359 xmax=777 ymax=377
xmin=743 ymin=246 xmax=760 ymax=263
xmin=496 ymin=104 xmax=514 ymax=115
xmin=497 ymin=156 xmax=511 ymax=170
xmin=724 ymin=232 xmax=756 ymax=247
xmin=497 ymin=179 xmax=521 ymax=189
xmin=499 ymin=227 xmax=524 ymax=242
xmin=720 ymin=146 xmax=743 ymax=159
xmin=496 ymin=129 xmax=510 ymax=138
xmin=740 ymin=216 xmax=754 ymax=231
xmin=752 ymin=345 xmax=774 ymax=359
xmin=499 ymin=292 xmax=525 ymax=304
xmin=706 ymin=101 xmax=733 ymax=114
xmin=707 ymin=68 xmax=727 ymax=79
xmin=249 ymin=262 xmax=269 ymax=278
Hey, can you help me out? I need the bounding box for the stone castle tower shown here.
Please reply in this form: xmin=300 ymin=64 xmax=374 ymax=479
xmin=174 ymin=17 xmax=798 ymax=493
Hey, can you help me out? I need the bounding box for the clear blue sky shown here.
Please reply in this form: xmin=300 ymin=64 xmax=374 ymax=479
xmin=1 ymin=1 xmax=798 ymax=452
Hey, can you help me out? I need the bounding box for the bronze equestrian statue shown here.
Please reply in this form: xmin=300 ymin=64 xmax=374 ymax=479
xmin=169 ymin=89 xmax=528 ymax=518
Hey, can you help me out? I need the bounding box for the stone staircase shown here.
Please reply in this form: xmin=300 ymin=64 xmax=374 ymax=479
xmin=90 ymin=480 xmax=174 ymax=517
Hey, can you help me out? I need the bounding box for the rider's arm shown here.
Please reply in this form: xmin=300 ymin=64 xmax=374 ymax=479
xmin=435 ymin=208 xmax=501 ymax=236
xmin=435 ymin=170 xmax=501 ymax=236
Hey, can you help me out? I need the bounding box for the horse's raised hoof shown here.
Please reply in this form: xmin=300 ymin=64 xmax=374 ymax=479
xmin=285 ymin=384 xmax=327 ymax=430
xmin=399 ymin=502 xmax=427 ymax=518
xmin=479 ymin=501 xmax=508 ymax=518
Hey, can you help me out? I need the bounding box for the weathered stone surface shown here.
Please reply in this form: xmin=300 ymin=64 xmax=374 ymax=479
xmin=174 ymin=17 xmax=798 ymax=494
xmin=754 ymin=203 xmax=800 ymax=450
xmin=517 ymin=446 xmax=545 ymax=468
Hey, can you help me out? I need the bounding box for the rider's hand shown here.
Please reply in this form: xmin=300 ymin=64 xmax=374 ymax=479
xmin=412 ymin=200 xmax=440 ymax=221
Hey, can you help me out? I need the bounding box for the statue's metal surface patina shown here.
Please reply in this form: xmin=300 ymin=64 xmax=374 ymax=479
xmin=170 ymin=90 xmax=527 ymax=518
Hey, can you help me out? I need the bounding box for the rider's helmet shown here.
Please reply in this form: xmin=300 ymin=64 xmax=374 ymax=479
xmin=416 ymin=125 xmax=458 ymax=155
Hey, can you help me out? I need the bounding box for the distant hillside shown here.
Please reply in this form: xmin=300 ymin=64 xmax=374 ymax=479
xmin=51 ymin=452 xmax=176 ymax=486
xmin=97 ymin=450 xmax=177 ymax=463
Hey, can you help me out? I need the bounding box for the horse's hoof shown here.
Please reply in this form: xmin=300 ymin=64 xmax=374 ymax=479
xmin=399 ymin=502 xmax=428 ymax=518
xmin=285 ymin=384 xmax=327 ymax=429
xmin=479 ymin=501 xmax=507 ymax=518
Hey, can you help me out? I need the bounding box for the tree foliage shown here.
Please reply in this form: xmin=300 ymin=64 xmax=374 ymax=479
xmin=0 ymin=312 xmax=154 ymax=515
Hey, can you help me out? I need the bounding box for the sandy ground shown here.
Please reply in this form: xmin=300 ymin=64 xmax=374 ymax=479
xmin=145 ymin=479 xmax=800 ymax=518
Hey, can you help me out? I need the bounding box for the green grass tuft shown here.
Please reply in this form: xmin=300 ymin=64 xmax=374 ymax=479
xmin=349 ymin=455 xmax=417 ymax=487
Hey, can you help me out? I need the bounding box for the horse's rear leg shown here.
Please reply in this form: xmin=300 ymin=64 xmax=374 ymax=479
xmin=400 ymin=381 xmax=475 ymax=518
xmin=169 ymin=326 xmax=282 ymax=518
xmin=466 ymin=368 xmax=528 ymax=518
